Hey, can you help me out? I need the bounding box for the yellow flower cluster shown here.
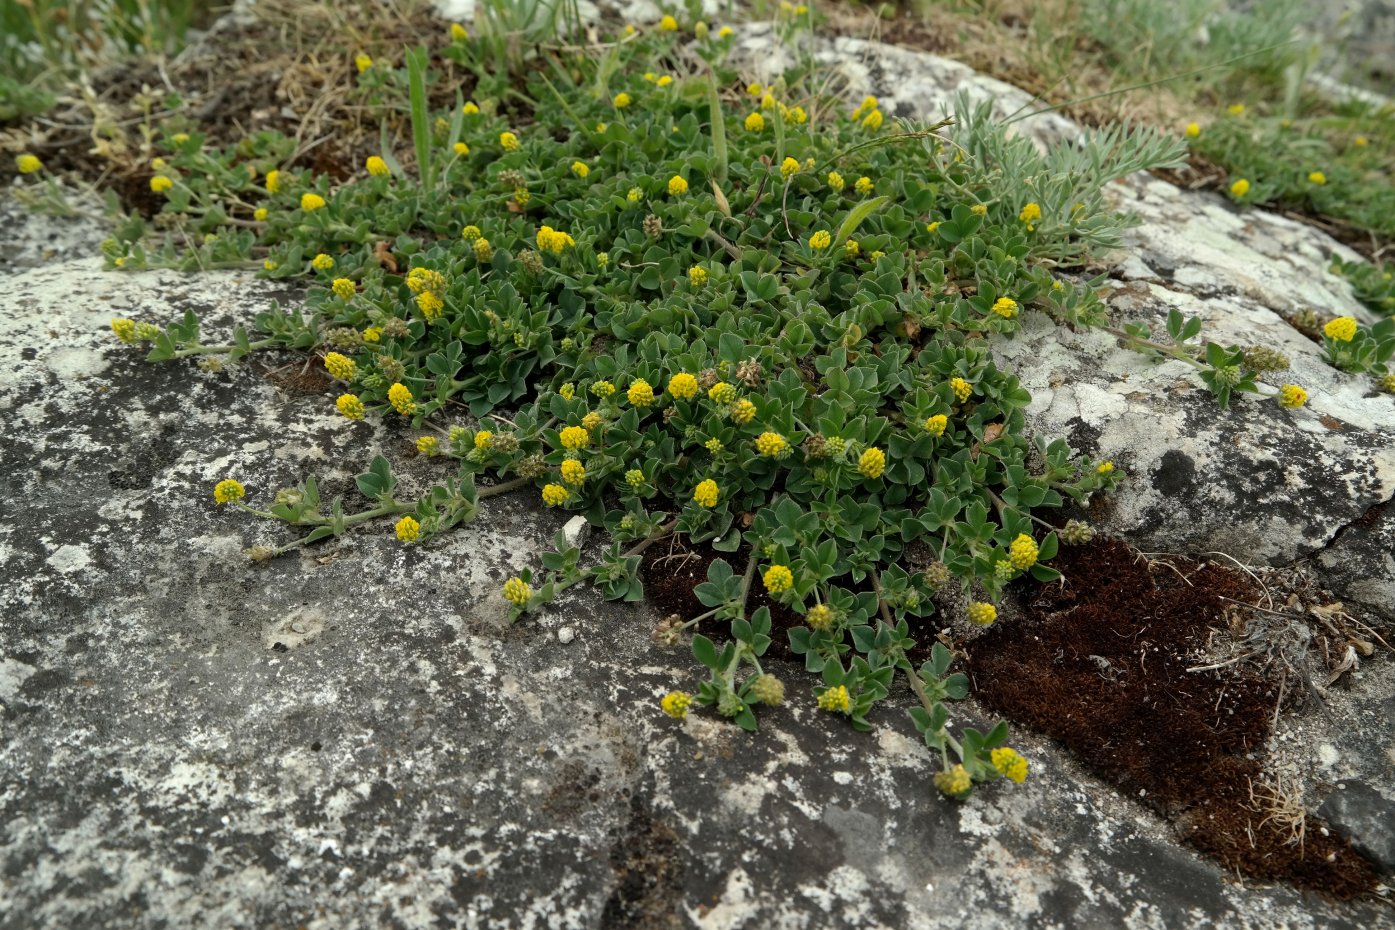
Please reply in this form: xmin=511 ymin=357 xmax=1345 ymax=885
xmin=688 ymin=265 xmax=707 ymax=287
xmin=1230 ymin=178 xmax=1250 ymax=198
xmin=1278 ymin=384 xmax=1308 ymax=408
xmin=395 ymin=515 xmax=421 ymax=542
xmin=324 ymin=352 xmax=357 ymax=381
xmin=112 ymin=319 xmax=137 ymax=343
xmin=950 ymin=377 xmax=972 ymax=403
xmin=818 ymin=685 xmax=851 ymax=713
xmin=366 ymin=155 xmax=390 ymax=177
xmin=693 ymin=479 xmax=719 ymax=508
xmin=301 ymin=193 xmax=326 ymax=211
xmin=967 ymin=602 xmax=997 ymax=626
xmin=560 ymin=425 xmax=590 ymax=450
xmin=265 ymin=169 xmax=281 ymax=193
xmin=1018 ymin=202 xmax=1041 ymax=230
xmin=475 ymin=430 xmax=494 ymax=450
xmin=336 ymin=394 xmax=365 ymax=420
xmin=503 ymin=577 xmax=532 ymax=605
xmin=925 ymin=414 xmax=948 ymax=436
xmin=827 ymin=170 xmax=845 ymax=192
xmin=764 ymin=564 xmax=794 ymax=593
xmin=990 ymin=747 xmax=1029 ymax=783
xmin=855 ymin=176 xmax=874 ymax=196
xmin=755 ymin=431 xmax=788 ymax=456
xmin=667 ymin=175 xmax=689 ymax=196
xmin=331 ymin=278 xmax=356 ymax=300
xmin=614 ymin=92 xmax=632 ymax=108
xmin=416 ymin=291 xmax=444 ymax=320
xmin=536 ymin=225 xmax=576 ymax=253
xmin=992 ymin=297 xmax=1018 ymax=319
xmin=16 ymin=154 xmax=42 ymax=174
xmin=745 ymin=112 xmax=765 ymax=132
xmin=780 ymin=157 xmax=801 ymax=179
xmin=806 ymin=604 xmax=834 ymax=631
xmin=150 ymin=175 xmax=173 ymax=193
xmin=934 ymin=764 xmax=972 ymax=799
xmin=561 ymin=459 xmax=586 ymax=485
xmin=461 ymin=225 xmax=482 ymax=241
xmin=542 ymin=483 xmax=570 ymax=506
xmin=416 ymin=436 xmax=438 ymax=456
xmin=858 ymin=447 xmax=886 ymax=479
xmin=628 ymin=379 xmax=655 ymax=407
xmin=500 ymin=132 xmax=520 ymax=151
xmin=1008 ymin=533 xmax=1038 ymax=570
xmin=661 ymin=691 xmax=692 ymax=719
xmin=213 ymin=479 xmax=245 ymax=504
xmin=571 ymin=160 xmax=589 ymax=178
xmin=731 ymin=399 xmax=756 ymax=424
xmin=668 ymin=372 xmax=698 ymax=399
xmin=809 ymin=230 xmax=832 ymax=250
xmin=312 ymin=253 xmax=334 ymax=271
xmin=1324 ymin=316 xmax=1357 ymax=342
xmin=388 ymin=382 xmax=416 ymax=415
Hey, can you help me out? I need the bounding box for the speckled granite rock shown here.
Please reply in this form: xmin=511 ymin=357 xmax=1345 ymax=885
xmin=2 ymin=207 xmax=1389 ymax=928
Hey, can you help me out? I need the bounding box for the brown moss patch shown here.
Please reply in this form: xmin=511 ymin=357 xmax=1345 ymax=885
xmin=967 ymin=537 xmax=1380 ymax=898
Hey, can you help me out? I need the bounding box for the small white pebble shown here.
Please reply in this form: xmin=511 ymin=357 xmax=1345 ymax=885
xmin=557 ymin=627 xmax=575 ymax=644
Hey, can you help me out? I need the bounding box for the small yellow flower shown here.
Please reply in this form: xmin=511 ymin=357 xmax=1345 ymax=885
xmin=764 ymin=564 xmax=794 ymax=593
xmin=967 ymin=602 xmax=997 ymax=626
xmin=362 ymin=327 xmax=381 ymax=343
xmin=365 ymin=155 xmax=390 ymax=177
xmin=719 ymin=25 xmax=733 ymax=38
xmin=453 ymin=142 xmax=470 ymax=156
xmin=1278 ymin=384 xmax=1308 ymax=408
xmin=731 ymin=399 xmax=756 ymax=424
xmin=213 ymin=479 xmax=245 ymax=505
xmin=581 ymin=412 xmax=601 ymax=431
xmin=787 ymin=105 xmax=808 ymax=124
xmin=311 ymin=253 xmax=335 ymax=271
xmin=1354 ymin=135 xmax=1369 ymax=147
xmin=451 ymin=22 xmax=468 ymax=41
xmin=559 ymin=383 xmax=575 ymax=400
xmin=992 ymin=297 xmax=1018 ymax=319
xmin=500 ymin=132 xmax=520 ymax=152
xmin=395 ymin=515 xmax=421 ymax=542
xmin=862 ymin=109 xmax=883 ymax=130
xmin=693 ymin=479 xmax=719 ymax=508
xmin=667 ymin=175 xmax=688 ymax=196
xmin=659 ymin=14 xmax=678 ymax=31
xmin=806 ymin=604 xmax=834 ymax=631
xmin=708 ymin=382 xmax=736 ymax=404
xmin=809 ymin=230 xmax=832 ymax=250
xmin=416 ymin=436 xmax=439 ymax=456
xmin=934 ymin=764 xmax=972 ymax=799
xmin=626 ymin=187 xmax=643 ymax=204
xmin=301 ymin=192 xmax=326 ymax=211
xmin=1324 ymin=316 xmax=1358 ymax=342
xmin=560 ymin=425 xmax=590 ymax=450
xmin=561 ymin=458 xmax=586 ymax=486
xmin=16 ymin=154 xmax=42 ymax=174
xmin=628 ymin=379 xmax=655 ymax=407
xmin=264 ymin=169 xmax=281 ymax=193
xmin=355 ymin=53 xmax=373 ymax=73
xmin=745 ymin=111 xmax=766 ymax=132
xmin=613 ymin=92 xmax=632 ymax=108
xmin=336 ymin=394 xmax=365 ymax=420
xmin=1229 ymin=178 xmax=1250 ymax=198
xmin=855 ymin=176 xmax=874 ymax=196
xmin=1228 ymin=103 xmax=1245 ymax=116
xmin=661 ymin=691 xmax=692 ymax=719
xmin=597 ymin=252 xmax=609 ymax=268
xmin=1009 ymin=533 xmax=1039 ymax=570
xmin=324 ymin=352 xmax=357 ymax=380
xmin=388 ymin=382 xmax=416 ymax=415
xmin=991 ymin=747 xmax=1029 ymax=783
xmin=1018 ymin=202 xmax=1041 ymax=230
xmin=1097 ymin=461 xmax=1114 ymax=475
xmin=857 ymin=446 xmax=886 ymax=479
xmin=625 ymin=469 xmax=645 ymax=488
xmin=656 ymin=75 xmax=673 ymax=87
xmin=591 ymin=380 xmax=616 ymax=398
xmin=755 ymin=431 xmax=788 ymax=456
xmin=818 ymin=685 xmax=851 ymax=713
xmin=1308 ymin=171 xmax=1327 ymax=186
xmin=705 ymin=438 xmax=723 ymax=453
xmin=461 ymin=225 xmax=481 ymax=241
xmin=542 ymin=483 xmax=570 ymax=507
xmin=473 ymin=238 xmax=494 ymax=262
xmin=571 ymin=161 xmax=590 ymax=178
xmin=1185 ymin=122 xmax=1201 ymax=138
xmin=416 ymin=291 xmax=444 ymax=320
xmin=473 ymin=431 xmax=494 ymax=451
xmin=668 ymin=372 xmax=699 ymax=399
xmin=926 ymin=221 xmax=940 ymax=234
xmin=111 ymin=319 xmax=137 ymax=343
xmin=970 ymin=203 xmax=988 ymax=216
xmin=688 ymin=265 xmax=707 ymax=287
xmin=503 ymin=577 xmax=532 ymax=606
xmin=950 ymin=377 xmax=972 ymax=403
xmin=924 ymin=414 xmax=948 ymax=436
xmin=263 ymin=260 xmax=278 ymax=271
xmin=780 ymin=156 xmax=801 ymax=179
xmin=844 ymin=239 xmax=860 ymax=258
xmin=150 ymin=175 xmax=173 ymax=193
xmin=827 ymin=170 xmax=845 ymax=192
xmin=331 ymin=278 xmax=355 ymax=300
xmin=254 ymin=207 xmax=268 ymax=221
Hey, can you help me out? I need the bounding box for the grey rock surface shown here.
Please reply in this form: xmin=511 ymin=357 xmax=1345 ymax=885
xmin=2 ymin=209 xmax=1391 ymax=928
xmin=1319 ymin=782 xmax=1395 ymax=876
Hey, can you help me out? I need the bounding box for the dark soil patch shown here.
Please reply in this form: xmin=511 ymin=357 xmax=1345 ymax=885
xmin=967 ymin=537 xmax=1380 ymax=898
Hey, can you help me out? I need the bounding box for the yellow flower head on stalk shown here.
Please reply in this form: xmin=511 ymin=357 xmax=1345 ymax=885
xmin=500 ymin=132 xmax=520 ymax=151
xmin=388 ymin=382 xmax=416 ymax=415
xmin=591 ymin=380 xmax=617 ymax=399
xmin=858 ymin=447 xmax=886 ymax=478
xmin=809 ymin=230 xmax=832 ymax=250
xmin=661 ymin=691 xmax=692 ymax=719
xmin=731 ymin=399 xmax=756 ymax=424
xmin=818 ymin=685 xmax=851 ymax=713
xmin=560 ymin=425 xmax=590 ymax=450
xmin=656 ymin=75 xmax=673 ymax=87
xmin=625 ymin=469 xmax=645 ymax=489
xmin=561 ymin=459 xmax=586 ymax=486
xmin=336 ymin=394 xmax=365 ymax=419
xmin=786 ymin=105 xmax=808 ymax=124
xmin=1018 ymin=202 xmax=1041 ymax=230
xmin=755 ymin=431 xmax=788 ymax=456
xmin=301 ymin=193 xmax=326 ymax=211
xmin=1324 ymin=316 xmax=1358 ymax=342
xmin=668 ymin=372 xmax=698 ymax=399
xmin=991 ymin=747 xmax=1029 ymax=783
xmin=688 ymin=265 xmax=707 ymax=287
xmin=667 ymin=175 xmax=688 ymax=196
xmin=745 ymin=111 xmax=766 ymax=132
xmin=462 ymin=101 xmax=480 ymax=115
xmin=451 ymin=22 xmax=468 ymax=40
xmin=416 ymin=291 xmax=444 ymax=320
xmin=614 ymin=92 xmax=632 ymax=108
xmin=264 ymin=169 xmax=281 ymax=193
xmin=827 ymin=170 xmax=845 ymax=192
xmin=693 ymin=479 xmax=719 ymax=508
xmin=1308 ymin=171 xmax=1327 ymax=186
xmin=950 ymin=377 xmax=972 ymax=403
xmin=1278 ymin=384 xmax=1308 ymax=408
xmin=542 ymin=483 xmax=570 ymax=507
xmin=924 ymin=414 xmax=948 ymax=436
xmin=416 ymin=436 xmax=438 ymax=456
xmin=312 ymin=253 xmax=334 ymax=271
xmin=366 ymin=155 xmax=390 ymax=177
xmin=706 ymin=438 xmax=723 ymax=454
xmin=474 ymin=430 xmax=494 ymax=451
xmin=362 ymin=327 xmax=381 ymax=343
xmin=213 ymin=479 xmax=245 ymax=504
xmin=967 ymin=602 xmax=997 ymax=626
xmin=1229 ymin=178 xmax=1250 ymax=198
xmin=150 ymin=175 xmax=173 ymax=193
xmin=1228 ymin=103 xmax=1245 ymax=116
xmin=16 ymin=154 xmax=42 ymax=174
xmin=331 ymin=278 xmax=355 ymax=299
xmin=659 ymin=14 xmax=678 ymax=30
xmin=628 ymin=379 xmax=655 ymax=407
xmin=844 ymin=239 xmax=860 ymax=258
xmin=324 ymin=352 xmax=357 ymax=380
xmin=806 ymin=604 xmax=834 ymax=631
xmin=1097 ymin=461 xmax=1114 ymax=475
xmin=473 ymin=238 xmax=494 ymax=262
xmin=111 ymin=318 xmax=137 ymax=343
xmin=461 ymin=225 xmax=481 ymax=241
xmin=764 ymin=564 xmax=794 ymax=593
xmin=862 ymin=109 xmax=883 ymax=130
xmin=934 ymin=764 xmax=972 ymax=799
xmin=969 ymin=203 xmax=987 ymax=217
xmin=855 ymin=176 xmax=874 ymax=195
xmin=1009 ymin=533 xmax=1039 ymax=570
xmin=719 ymin=25 xmax=733 ymax=38
xmin=453 ymin=142 xmax=470 ymax=156
xmin=395 ymin=516 xmax=421 ymax=542
xmin=993 ymin=297 xmax=1018 ymax=319
xmin=780 ymin=157 xmax=801 ymax=179
xmin=708 ymin=381 xmax=736 ymax=404
xmin=503 ymin=577 xmax=532 ymax=606
xmin=1185 ymin=122 xmax=1201 ymax=138
xmin=571 ymin=161 xmax=590 ymax=178
xmin=254 ymin=207 xmax=268 ymax=221
xmin=355 ymin=53 xmax=373 ymax=73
